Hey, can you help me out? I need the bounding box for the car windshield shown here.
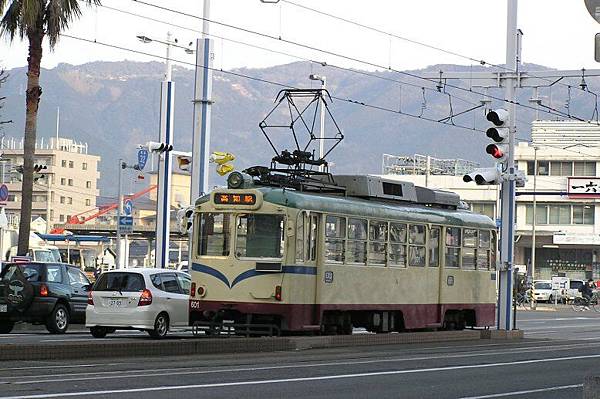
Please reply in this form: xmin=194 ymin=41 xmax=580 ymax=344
xmin=49 ymin=249 xmax=62 ymax=263
xmin=534 ymin=282 xmax=552 ymax=290
xmin=94 ymin=272 xmax=145 ymax=292
xmin=0 ymin=264 xmax=45 ymax=282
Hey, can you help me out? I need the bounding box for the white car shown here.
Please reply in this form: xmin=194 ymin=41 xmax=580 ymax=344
xmin=533 ymin=280 xmax=554 ymax=302
xmin=86 ymin=268 xmax=191 ymax=339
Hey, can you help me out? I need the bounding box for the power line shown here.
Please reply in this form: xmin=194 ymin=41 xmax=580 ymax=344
xmin=128 ymin=0 xmax=596 ymax=123
xmin=62 ymin=34 xmax=484 ymax=133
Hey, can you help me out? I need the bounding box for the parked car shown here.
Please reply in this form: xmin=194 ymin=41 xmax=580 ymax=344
xmin=533 ymin=280 xmax=554 ymax=303
xmin=86 ymin=269 xmax=191 ymax=339
xmin=0 ymin=262 xmax=91 ymax=334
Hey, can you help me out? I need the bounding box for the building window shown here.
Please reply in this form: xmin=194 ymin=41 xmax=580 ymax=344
xmin=7 ymin=194 xmax=16 ymax=202
xmin=82 ymin=162 xmax=88 ymax=171
xmin=60 ymin=178 xmax=66 ymax=185
xmin=60 ymin=196 xmax=65 ymax=204
xmin=85 ymin=199 xmax=91 ymax=206
xmin=573 ymin=205 xmax=595 ymax=225
xmin=548 ymin=205 xmax=570 ymax=224
xmin=68 ymin=161 xmax=74 ymax=168
xmin=550 ymin=161 xmax=573 ymax=176
xmin=67 ymin=197 xmax=73 ymax=205
xmin=32 ymin=195 xmax=47 ymax=202
xmin=59 ymin=215 xmax=65 ymax=222
xmin=537 ymin=161 xmax=549 ymax=176
xmin=68 ymin=179 xmax=73 ymax=186
xmin=526 ymin=204 xmax=594 ymax=225
xmin=50 ymin=210 xmax=54 ymax=220
xmin=61 ymin=160 xmax=67 ymax=167
xmin=86 ymin=181 xmax=92 ymax=189
xmin=50 ymin=192 xmax=55 ymax=203
xmin=574 ymin=161 xmax=596 ymax=176
xmin=470 ymin=202 xmax=495 ymax=219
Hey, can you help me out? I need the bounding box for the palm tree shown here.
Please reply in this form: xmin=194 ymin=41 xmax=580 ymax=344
xmin=0 ymin=0 xmax=100 ymax=255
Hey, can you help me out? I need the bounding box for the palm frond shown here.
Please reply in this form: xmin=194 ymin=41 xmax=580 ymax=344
xmin=0 ymin=0 xmax=25 ymax=41
xmin=46 ymin=0 xmax=99 ymax=48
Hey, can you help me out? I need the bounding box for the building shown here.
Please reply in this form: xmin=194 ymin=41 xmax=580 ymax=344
xmin=382 ymin=120 xmax=600 ymax=281
xmin=0 ymin=136 xmax=100 ymax=232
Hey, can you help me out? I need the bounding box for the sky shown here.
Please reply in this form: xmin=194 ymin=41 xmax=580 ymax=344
xmin=1 ymin=0 xmax=600 ymax=73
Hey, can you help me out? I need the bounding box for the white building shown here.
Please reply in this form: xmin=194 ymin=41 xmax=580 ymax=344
xmin=382 ymin=120 xmax=600 ymax=281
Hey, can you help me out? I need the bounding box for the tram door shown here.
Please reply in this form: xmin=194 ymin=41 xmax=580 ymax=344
xmin=430 ymin=225 xmax=444 ymax=325
xmin=298 ymin=211 xmax=320 ymax=326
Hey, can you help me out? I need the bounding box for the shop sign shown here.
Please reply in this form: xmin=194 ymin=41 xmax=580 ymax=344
xmin=553 ymin=233 xmax=600 ymax=245
xmin=568 ymin=177 xmax=600 ymax=198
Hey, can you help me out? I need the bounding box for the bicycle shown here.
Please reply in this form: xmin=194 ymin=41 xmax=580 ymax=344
xmin=571 ymin=293 xmax=600 ymax=312
xmin=514 ymin=291 xmax=534 ymax=310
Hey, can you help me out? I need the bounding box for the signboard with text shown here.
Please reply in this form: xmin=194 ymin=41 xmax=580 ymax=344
xmin=118 ymin=215 xmax=133 ymax=235
xmin=568 ymin=177 xmax=600 ymax=198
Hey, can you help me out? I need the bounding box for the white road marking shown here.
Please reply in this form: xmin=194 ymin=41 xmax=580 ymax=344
xmin=0 ymin=363 xmax=127 ymax=372
xmin=457 ymin=384 xmax=583 ymax=398
xmin=1 ymin=354 xmax=599 ymax=399
xmin=5 ymin=342 xmax=600 ymax=385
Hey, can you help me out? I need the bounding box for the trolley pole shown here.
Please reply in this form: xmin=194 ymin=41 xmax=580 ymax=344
xmin=116 ymin=159 xmax=124 ymax=269
xmin=497 ymin=0 xmax=518 ymax=331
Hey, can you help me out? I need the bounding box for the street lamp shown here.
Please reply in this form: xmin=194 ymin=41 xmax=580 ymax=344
xmin=309 ymin=74 xmax=326 ymax=172
xmin=136 ymin=32 xmax=194 ymax=80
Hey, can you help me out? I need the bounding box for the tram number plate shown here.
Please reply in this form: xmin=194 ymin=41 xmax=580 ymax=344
xmin=0 ymin=304 xmax=6 ymax=312
xmin=108 ymin=298 xmax=123 ymax=308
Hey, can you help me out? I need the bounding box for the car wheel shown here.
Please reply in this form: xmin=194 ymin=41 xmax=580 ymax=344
xmin=46 ymin=304 xmax=70 ymax=334
xmin=90 ymin=326 xmax=108 ymax=338
xmin=148 ymin=313 xmax=169 ymax=339
xmin=0 ymin=322 xmax=14 ymax=334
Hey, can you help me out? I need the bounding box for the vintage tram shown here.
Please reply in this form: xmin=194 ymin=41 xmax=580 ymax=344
xmin=188 ymin=172 xmax=497 ymax=335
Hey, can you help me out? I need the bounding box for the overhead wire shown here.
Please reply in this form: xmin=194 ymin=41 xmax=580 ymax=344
xmin=61 ymin=34 xmax=484 ymax=133
xmin=127 ymin=0 xmax=599 ymax=123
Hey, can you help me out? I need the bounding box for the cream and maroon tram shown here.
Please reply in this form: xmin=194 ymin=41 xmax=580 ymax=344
xmin=188 ymin=173 xmax=497 ymax=334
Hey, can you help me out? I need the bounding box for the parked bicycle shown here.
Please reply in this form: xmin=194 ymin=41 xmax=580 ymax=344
xmin=571 ymin=292 xmax=600 ymax=312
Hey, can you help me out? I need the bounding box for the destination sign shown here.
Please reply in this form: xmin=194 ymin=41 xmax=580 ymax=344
xmin=214 ymin=193 xmax=256 ymax=205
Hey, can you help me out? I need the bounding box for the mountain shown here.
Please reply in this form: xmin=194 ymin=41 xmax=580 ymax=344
xmin=0 ymin=60 xmax=596 ymax=198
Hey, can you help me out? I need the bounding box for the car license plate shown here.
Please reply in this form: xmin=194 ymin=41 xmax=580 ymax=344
xmin=108 ymin=298 xmax=123 ymax=308
xmin=0 ymin=304 xmax=6 ymax=312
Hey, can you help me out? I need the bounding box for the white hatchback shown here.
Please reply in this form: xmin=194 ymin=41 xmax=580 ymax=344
xmin=86 ymin=269 xmax=191 ymax=339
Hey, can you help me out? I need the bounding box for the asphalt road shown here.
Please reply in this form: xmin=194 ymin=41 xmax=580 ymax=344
xmin=0 ymin=307 xmax=599 ymax=398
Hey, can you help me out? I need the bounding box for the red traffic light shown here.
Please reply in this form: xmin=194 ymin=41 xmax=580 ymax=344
xmin=486 ymin=144 xmax=505 ymax=159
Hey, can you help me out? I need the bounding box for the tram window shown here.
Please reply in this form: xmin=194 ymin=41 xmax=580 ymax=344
xmin=429 ymin=226 xmax=440 ymax=267
xmin=390 ymin=223 xmax=407 ymax=243
xmin=347 ymin=218 xmax=367 ymax=264
xmin=477 ymin=230 xmax=492 ymax=270
xmin=368 ymin=221 xmax=387 ymax=265
xmin=408 ymin=224 xmax=426 ymax=267
xmin=490 ymin=231 xmax=498 ymax=270
xmin=236 ymin=214 xmax=284 ymax=259
xmin=197 ymin=213 xmax=230 ymax=256
xmin=307 ymin=215 xmax=318 ymax=261
xmin=462 ymin=248 xmax=476 ymax=270
xmin=296 ymin=214 xmax=304 ymax=262
xmin=479 ymin=230 xmax=491 ymax=249
xmin=445 ymin=227 xmax=461 ymax=268
xmin=389 ymin=223 xmax=407 ymax=267
xmin=325 ymin=216 xmax=345 ymax=263
xmin=463 ymin=229 xmax=477 ymax=247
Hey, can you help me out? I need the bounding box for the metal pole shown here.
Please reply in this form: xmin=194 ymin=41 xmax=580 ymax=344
xmin=189 ymin=0 xmax=214 ymax=265
xmin=498 ymin=0 xmax=518 ymax=331
xmin=530 ymin=146 xmax=538 ymax=309
xmin=116 ymin=159 xmax=123 ymax=269
xmin=318 ymin=77 xmax=326 ymax=172
xmin=165 ymin=32 xmax=173 ymax=81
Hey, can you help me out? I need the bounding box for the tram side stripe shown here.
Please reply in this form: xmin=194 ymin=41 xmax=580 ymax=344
xmin=191 ymin=263 xmax=316 ymax=289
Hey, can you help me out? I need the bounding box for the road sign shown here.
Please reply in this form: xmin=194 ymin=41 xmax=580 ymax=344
xmin=0 ymin=184 xmax=9 ymax=202
xmin=123 ymin=199 xmax=133 ymax=216
xmin=137 ymin=148 xmax=149 ymax=170
xmin=118 ymin=215 xmax=133 ymax=235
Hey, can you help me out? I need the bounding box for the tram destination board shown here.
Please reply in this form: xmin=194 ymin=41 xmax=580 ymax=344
xmin=214 ymin=193 xmax=256 ymax=205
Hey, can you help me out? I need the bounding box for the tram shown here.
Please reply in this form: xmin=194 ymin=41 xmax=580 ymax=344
xmin=188 ymin=172 xmax=497 ymax=335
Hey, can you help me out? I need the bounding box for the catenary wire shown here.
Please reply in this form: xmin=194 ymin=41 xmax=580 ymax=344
xmin=128 ymin=0 xmax=598 ymax=123
xmin=61 ymin=34 xmax=485 ymax=133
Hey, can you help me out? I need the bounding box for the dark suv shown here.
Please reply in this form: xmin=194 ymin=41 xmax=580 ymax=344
xmin=0 ymin=262 xmax=91 ymax=334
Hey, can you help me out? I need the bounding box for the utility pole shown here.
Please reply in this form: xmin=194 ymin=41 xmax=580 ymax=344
xmin=116 ymin=159 xmax=124 ymax=269
xmin=529 ymin=146 xmax=538 ymax=309
xmin=189 ymin=0 xmax=214 ymax=265
xmin=309 ymin=74 xmax=326 ymax=171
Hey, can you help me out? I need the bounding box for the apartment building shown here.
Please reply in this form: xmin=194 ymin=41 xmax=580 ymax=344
xmin=0 ymin=136 xmax=100 ymax=231
xmin=382 ymin=120 xmax=600 ymax=281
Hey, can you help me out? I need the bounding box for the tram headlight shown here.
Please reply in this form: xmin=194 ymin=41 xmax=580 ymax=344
xmin=227 ymin=172 xmax=253 ymax=189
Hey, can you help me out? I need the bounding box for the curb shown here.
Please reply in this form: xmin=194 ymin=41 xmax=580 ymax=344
xmin=0 ymin=330 xmax=524 ymax=361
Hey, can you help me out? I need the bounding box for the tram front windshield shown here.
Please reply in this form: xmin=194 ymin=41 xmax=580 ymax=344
xmin=197 ymin=212 xmax=284 ymax=259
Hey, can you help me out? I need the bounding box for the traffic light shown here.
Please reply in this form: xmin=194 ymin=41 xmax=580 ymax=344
xmin=146 ymin=141 xmax=173 ymax=153
xmin=176 ymin=155 xmax=192 ymax=172
xmin=176 ymin=206 xmax=194 ymax=235
xmin=485 ymin=108 xmax=509 ymax=163
xmin=33 ymin=164 xmax=47 ymax=182
xmin=463 ymin=168 xmax=503 ymax=185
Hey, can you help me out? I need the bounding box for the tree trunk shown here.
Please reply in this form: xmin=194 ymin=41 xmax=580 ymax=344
xmin=17 ymin=31 xmax=44 ymax=256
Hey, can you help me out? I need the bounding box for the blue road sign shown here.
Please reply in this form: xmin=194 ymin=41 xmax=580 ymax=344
xmin=137 ymin=149 xmax=149 ymax=170
xmin=119 ymin=215 xmax=133 ymax=234
xmin=0 ymin=184 xmax=8 ymax=202
xmin=124 ymin=199 xmax=133 ymax=216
